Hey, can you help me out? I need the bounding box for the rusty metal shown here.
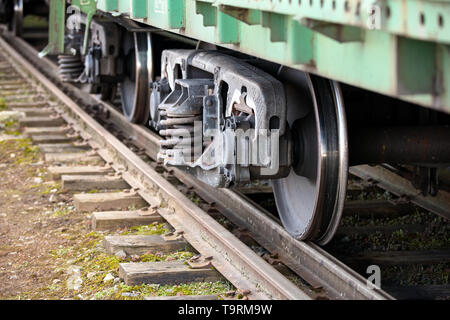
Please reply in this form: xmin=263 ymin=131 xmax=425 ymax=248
xmin=349 ymin=126 xmax=450 ymax=165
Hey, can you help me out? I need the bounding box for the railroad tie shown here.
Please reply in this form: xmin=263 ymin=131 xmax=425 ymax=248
xmin=44 ymin=152 xmax=103 ymax=164
xmin=119 ymin=260 xmax=222 ymax=286
xmin=104 ymin=235 xmax=188 ymax=256
xmin=38 ymin=144 xmax=90 ymax=154
xmin=23 ymin=126 xmax=71 ymax=137
xmin=19 ymin=116 xmax=65 ymax=128
xmin=92 ymin=210 xmax=164 ymax=230
xmin=61 ymin=174 xmax=130 ymax=191
xmin=11 ymin=107 xmax=54 ymax=117
xmin=31 ymin=134 xmax=79 ymax=144
xmin=48 ymin=165 xmax=114 ymax=180
xmin=73 ymin=191 xmax=148 ymax=212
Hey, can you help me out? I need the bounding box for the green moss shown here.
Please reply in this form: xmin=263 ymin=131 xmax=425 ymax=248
xmin=2 ymin=119 xmax=17 ymax=128
xmin=111 ymin=281 xmax=233 ymax=300
xmin=4 ymin=130 xmax=21 ymax=136
xmin=0 ymin=97 xmax=6 ymax=111
xmin=40 ymin=182 xmax=61 ymax=195
xmin=138 ymin=251 xmax=194 ymax=263
xmin=52 ymin=207 xmax=72 ymax=217
xmin=188 ymin=193 xmax=201 ymax=205
xmin=0 ymin=139 xmax=39 ymax=164
xmin=120 ymin=223 xmax=169 ymax=236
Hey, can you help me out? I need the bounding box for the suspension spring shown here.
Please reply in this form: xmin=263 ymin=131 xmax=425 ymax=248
xmin=58 ymin=54 xmax=83 ymax=82
xmin=157 ymin=78 xmax=214 ymax=165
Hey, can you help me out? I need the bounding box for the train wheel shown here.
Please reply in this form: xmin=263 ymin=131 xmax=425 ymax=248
xmin=11 ymin=0 xmax=23 ymax=37
xmin=272 ymin=68 xmax=348 ymax=245
xmin=120 ymin=32 xmax=153 ymax=124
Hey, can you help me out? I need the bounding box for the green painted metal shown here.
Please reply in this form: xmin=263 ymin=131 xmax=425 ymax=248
xmin=39 ymin=0 xmax=65 ymax=57
xmin=71 ymin=0 xmax=97 ymax=55
xmin=131 ymin=0 xmax=147 ymax=19
xmin=47 ymin=0 xmax=450 ymax=114
xmin=97 ymin=0 xmax=117 ymax=12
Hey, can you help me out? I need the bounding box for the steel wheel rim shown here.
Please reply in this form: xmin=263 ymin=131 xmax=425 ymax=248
xmin=120 ymin=32 xmax=153 ymax=124
xmin=272 ymin=68 xmax=348 ymax=245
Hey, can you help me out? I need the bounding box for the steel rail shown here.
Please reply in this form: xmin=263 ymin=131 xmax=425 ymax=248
xmin=0 ymin=34 xmax=312 ymax=301
xmin=96 ymin=104 xmax=392 ymax=300
xmin=350 ymin=165 xmax=450 ymax=220
xmin=1 ymin=33 xmax=394 ymax=300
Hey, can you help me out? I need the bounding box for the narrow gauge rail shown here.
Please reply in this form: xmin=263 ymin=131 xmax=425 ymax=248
xmin=0 ymin=32 xmax=396 ymax=300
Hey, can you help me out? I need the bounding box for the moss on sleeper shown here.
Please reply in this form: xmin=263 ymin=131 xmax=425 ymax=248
xmin=120 ymin=223 xmax=169 ymax=236
xmin=113 ymin=281 xmax=233 ymax=300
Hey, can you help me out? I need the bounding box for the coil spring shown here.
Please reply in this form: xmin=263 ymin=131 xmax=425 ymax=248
xmin=157 ymin=79 xmax=214 ymax=164
xmin=158 ymin=112 xmax=203 ymax=163
xmin=58 ymin=54 xmax=83 ymax=82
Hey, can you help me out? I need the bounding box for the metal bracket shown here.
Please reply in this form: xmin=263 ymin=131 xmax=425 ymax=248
xmin=187 ymin=255 xmax=214 ymax=269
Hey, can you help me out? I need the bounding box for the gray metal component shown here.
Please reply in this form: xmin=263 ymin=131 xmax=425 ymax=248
xmin=63 ymin=15 xmax=120 ymax=100
xmin=156 ymin=49 xmax=288 ymax=187
xmin=58 ymin=54 xmax=84 ymax=82
xmin=12 ymin=0 xmax=23 ymax=37
xmin=82 ymin=18 xmax=120 ymax=83
xmin=272 ymin=68 xmax=348 ymax=245
xmin=161 ymin=49 xmax=286 ymax=135
xmin=149 ymin=77 xmax=171 ymax=131
xmin=120 ymin=32 xmax=153 ymax=123
xmin=158 ymin=78 xmax=214 ymax=166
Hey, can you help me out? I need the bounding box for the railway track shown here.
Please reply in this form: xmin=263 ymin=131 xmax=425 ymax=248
xmin=0 ymin=31 xmax=448 ymax=300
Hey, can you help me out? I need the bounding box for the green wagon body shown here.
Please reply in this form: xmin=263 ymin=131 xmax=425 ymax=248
xmin=44 ymin=0 xmax=450 ymax=114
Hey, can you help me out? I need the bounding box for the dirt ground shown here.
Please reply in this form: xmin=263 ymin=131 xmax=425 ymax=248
xmin=0 ymin=137 xmax=88 ymax=298
xmin=0 ymin=135 xmax=232 ymax=300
